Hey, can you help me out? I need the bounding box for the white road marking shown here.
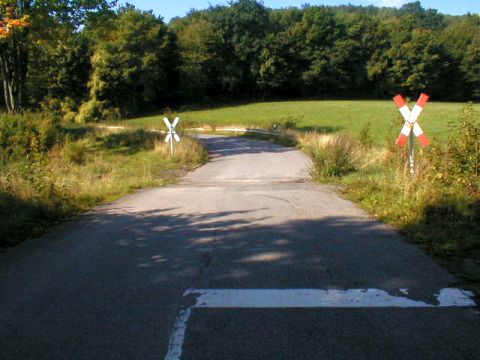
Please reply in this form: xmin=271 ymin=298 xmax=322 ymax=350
xmin=185 ymin=288 xmax=476 ymax=308
xmin=164 ymin=308 xmax=192 ymax=360
xmin=164 ymin=288 xmax=476 ymax=359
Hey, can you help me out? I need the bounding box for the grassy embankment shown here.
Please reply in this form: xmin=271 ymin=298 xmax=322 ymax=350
xmin=0 ymin=113 xmax=207 ymax=248
xmin=129 ymin=100 xmax=480 ymax=289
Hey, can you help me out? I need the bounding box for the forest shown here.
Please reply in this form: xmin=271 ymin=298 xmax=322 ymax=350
xmin=1 ymin=0 xmax=479 ymax=120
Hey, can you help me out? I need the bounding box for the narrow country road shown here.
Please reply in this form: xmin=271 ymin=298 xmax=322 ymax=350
xmin=0 ymin=135 xmax=478 ymax=360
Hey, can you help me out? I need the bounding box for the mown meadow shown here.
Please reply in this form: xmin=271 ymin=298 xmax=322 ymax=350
xmin=127 ymin=100 xmax=479 ymax=143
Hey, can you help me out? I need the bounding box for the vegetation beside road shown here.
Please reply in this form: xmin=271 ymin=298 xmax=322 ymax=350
xmin=0 ymin=113 xmax=207 ymax=248
xmin=297 ymin=104 xmax=479 ymax=289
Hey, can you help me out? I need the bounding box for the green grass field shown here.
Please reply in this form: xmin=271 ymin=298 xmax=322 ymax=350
xmin=125 ymin=100 xmax=479 ymax=144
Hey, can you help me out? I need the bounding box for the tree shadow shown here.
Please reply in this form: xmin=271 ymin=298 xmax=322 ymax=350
xmin=1 ymin=200 xmax=474 ymax=359
xmin=198 ymin=136 xmax=298 ymax=158
xmin=68 ymin=205 xmax=460 ymax=300
xmin=0 ymin=192 xmax=69 ymax=249
xmin=98 ymin=130 xmax=163 ymax=155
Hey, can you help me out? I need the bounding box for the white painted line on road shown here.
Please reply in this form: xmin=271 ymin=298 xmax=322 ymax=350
xmin=164 ymin=288 xmax=476 ymax=359
xmin=185 ymin=288 xmax=476 ymax=308
xmin=164 ymin=307 xmax=192 ymax=360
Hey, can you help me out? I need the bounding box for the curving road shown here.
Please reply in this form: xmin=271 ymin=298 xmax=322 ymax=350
xmin=0 ymin=135 xmax=478 ymax=360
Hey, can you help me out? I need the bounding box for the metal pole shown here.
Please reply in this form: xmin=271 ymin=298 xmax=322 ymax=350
xmin=170 ymin=131 xmax=174 ymax=155
xmin=409 ymin=131 xmax=415 ymax=176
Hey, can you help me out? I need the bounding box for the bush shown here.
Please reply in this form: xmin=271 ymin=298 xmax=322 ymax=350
xmin=359 ymin=122 xmax=374 ymax=147
xmin=0 ymin=112 xmax=61 ymax=160
xmin=75 ymin=99 xmax=121 ymax=123
xmin=282 ymin=116 xmax=301 ymax=130
xmin=309 ymin=134 xmax=360 ymax=179
xmin=63 ymin=138 xmax=88 ymax=165
xmin=428 ymin=103 xmax=480 ymax=193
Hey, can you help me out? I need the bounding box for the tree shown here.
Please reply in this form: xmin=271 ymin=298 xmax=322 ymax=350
xmin=78 ymin=7 xmax=177 ymax=120
xmin=257 ymin=9 xmax=304 ymax=97
xmin=0 ymin=0 xmax=116 ymax=112
xmin=293 ymin=6 xmax=342 ymax=96
xmin=461 ymin=34 xmax=480 ymax=100
xmin=441 ymin=15 xmax=480 ymax=100
xmin=209 ymin=0 xmax=270 ymax=96
xmin=171 ymin=12 xmax=219 ymax=100
xmin=0 ymin=1 xmax=30 ymax=113
xmin=28 ymin=30 xmax=91 ymax=112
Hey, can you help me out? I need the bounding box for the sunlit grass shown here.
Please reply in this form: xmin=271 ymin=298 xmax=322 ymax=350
xmin=125 ymin=100 xmax=479 ymax=144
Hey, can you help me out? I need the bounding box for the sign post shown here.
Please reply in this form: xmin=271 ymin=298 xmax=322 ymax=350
xmin=393 ymin=93 xmax=431 ymax=175
xmin=164 ymin=117 xmax=181 ymax=155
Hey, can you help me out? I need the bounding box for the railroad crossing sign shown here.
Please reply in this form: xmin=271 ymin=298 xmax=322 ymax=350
xmin=394 ymin=93 xmax=430 ymax=148
xmin=164 ymin=117 xmax=181 ymax=154
xmin=393 ymin=93 xmax=431 ymax=175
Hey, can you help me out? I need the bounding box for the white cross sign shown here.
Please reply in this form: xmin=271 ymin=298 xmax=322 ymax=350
xmin=164 ymin=117 xmax=181 ymax=143
xmin=394 ymin=93 xmax=430 ymax=148
xmin=163 ymin=117 xmax=181 ymax=155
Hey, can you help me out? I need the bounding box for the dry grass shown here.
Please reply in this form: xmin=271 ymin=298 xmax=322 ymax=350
xmin=1 ymin=126 xmax=207 ymax=247
xmin=298 ymin=132 xmax=363 ymax=180
xmin=153 ymin=135 xmax=207 ymax=165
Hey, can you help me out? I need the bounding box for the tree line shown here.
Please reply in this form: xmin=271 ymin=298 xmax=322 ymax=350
xmin=1 ymin=0 xmax=479 ymax=120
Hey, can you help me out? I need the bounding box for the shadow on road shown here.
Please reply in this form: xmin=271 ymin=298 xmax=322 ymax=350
xmin=77 ymin=205 xmax=460 ymax=301
xmin=1 ymin=201 xmax=477 ymax=360
xmin=198 ymin=136 xmax=294 ymax=157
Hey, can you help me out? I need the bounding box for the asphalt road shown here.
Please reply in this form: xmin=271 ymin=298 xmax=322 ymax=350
xmin=0 ymin=135 xmax=478 ymax=359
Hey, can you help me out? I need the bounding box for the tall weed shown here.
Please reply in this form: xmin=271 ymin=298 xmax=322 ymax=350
xmin=304 ymin=133 xmax=361 ymax=180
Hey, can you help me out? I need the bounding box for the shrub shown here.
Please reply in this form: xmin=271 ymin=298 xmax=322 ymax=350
xmin=282 ymin=116 xmax=301 ymax=130
xmin=309 ymin=133 xmax=360 ymax=180
xmin=63 ymin=138 xmax=88 ymax=165
xmin=0 ymin=112 xmax=61 ymax=159
xmin=75 ymin=99 xmax=120 ymax=123
xmin=359 ymin=122 xmax=374 ymax=147
xmin=428 ymin=103 xmax=480 ymax=193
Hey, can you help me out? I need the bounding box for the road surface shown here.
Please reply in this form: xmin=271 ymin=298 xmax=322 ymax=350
xmin=0 ymin=135 xmax=478 ymax=359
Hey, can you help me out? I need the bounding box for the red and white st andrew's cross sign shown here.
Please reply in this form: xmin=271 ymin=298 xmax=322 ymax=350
xmin=394 ymin=93 xmax=431 ymax=148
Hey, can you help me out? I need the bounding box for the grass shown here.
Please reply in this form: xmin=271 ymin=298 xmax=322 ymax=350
xmin=123 ymin=100 xmax=480 ymax=144
xmin=0 ymin=125 xmax=207 ymax=247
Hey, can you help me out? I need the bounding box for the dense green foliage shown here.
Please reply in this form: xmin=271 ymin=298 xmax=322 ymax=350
xmin=0 ymin=0 xmax=117 ymax=113
xmin=0 ymin=112 xmax=60 ymax=159
xmin=172 ymin=1 xmax=480 ymax=103
xmin=1 ymin=1 xmax=480 ymax=119
xmin=78 ymin=7 xmax=177 ymax=121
